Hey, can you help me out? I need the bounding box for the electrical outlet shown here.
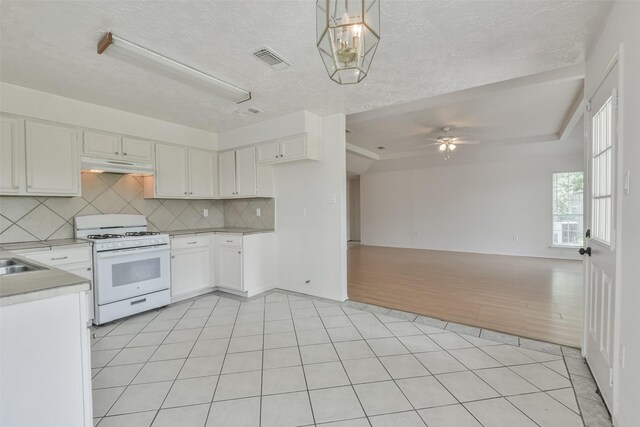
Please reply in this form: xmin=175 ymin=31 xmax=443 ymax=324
xmin=203 ymin=209 xmax=209 ymax=217
xmin=256 ymin=208 xmax=261 ymax=217
xmin=513 ymin=235 xmax=519 ymax=242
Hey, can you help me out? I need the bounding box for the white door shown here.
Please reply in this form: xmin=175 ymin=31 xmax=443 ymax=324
xmin=188 ymin=149 xmax=216 ymax=198
xmin=218 ymin=246 xmax=243 ymax=291
xmin=257 ymin=142 xmax=280 ymax=163
xmin=83 ymin=130 xmax=121 ymax=159
xmin=280 ymin=135 xmax=307 ymax=161
xmin=25 ymin=120 xmax=80 ymax=196
xmin=0 ymin=115 xmax=22 ymax=194
xmin=122 ymin=137 xmax=153 ymax=162
xmin=171 ymin=247 xmax=211 ymax=297
xmin=219 ymin=150 xmax=237 ymax=197
xmin=155 ymin=143 xmax=188 ymax=197
xmin=235 ymin=147 xmax=257 ymax=196
xmin=583 ymin=62 xmax=619 ymax=410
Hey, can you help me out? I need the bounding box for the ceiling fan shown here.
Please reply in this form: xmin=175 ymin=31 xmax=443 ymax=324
xmin=422 ymin=127 xmax=480 ymax=159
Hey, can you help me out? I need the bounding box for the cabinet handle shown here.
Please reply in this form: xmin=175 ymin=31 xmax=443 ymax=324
xmin=130 ymin=298 xmax=146 ymax=305
xmin=184 ymin=192 xmax=187 ymax=195
xmin=226 ymin=240 xmax=233 ymax=243
xmin=50 ymin=256 xmax=68 ymax=260
xmin=171 ymin=255 xmax=175 ymax=259
xmin=86 ymin=267 xmax=91 ymax=271
xmin=187 ymin=241 xmax=197 ymax=245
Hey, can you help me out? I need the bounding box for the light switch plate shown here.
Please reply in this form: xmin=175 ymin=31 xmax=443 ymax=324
xmin=256 ymin=208 xmax=261 ymax=217
xmin=203 ymin=209 xmax=209 ymax=217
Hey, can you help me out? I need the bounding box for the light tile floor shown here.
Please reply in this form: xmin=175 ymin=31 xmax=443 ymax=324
xmin=91 ymin=290 xmax=612 ymax=427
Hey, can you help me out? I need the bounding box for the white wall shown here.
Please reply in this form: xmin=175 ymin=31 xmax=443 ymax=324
xmin=0 ymin=83 xmax=218 ymax=149
xmin=361 ymin=140 xmax=583 ymax=259
xmin=219 ymin=110 xmax=348 ymax=302
xmin=586 ymin=2 xmax=640 ymax=425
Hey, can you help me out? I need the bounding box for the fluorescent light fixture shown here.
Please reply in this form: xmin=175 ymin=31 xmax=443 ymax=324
xmin=97 ymin=32 xmax=251 ymax=103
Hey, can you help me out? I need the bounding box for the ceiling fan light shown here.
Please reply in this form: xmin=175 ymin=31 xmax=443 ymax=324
xmin=449 ymin=144 xmax=456 ymax=151
xmin=439 ymin=144 xmax=447 ymax=152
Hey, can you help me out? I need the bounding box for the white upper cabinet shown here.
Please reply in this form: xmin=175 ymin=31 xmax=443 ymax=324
xmin=83 ymin=131 xmax=153 ymax=162
xmin=219 ymin=147 xmax=273 ymax=198
xmin=256 ymin=133 xmax=318 ymax=164
xmin=235 ymin=147 xmax=257 ymax=197
xmin=256 ymin=142 xmax=280 ymax=163
xmin=219 ymin=150 xmax=238 ymax=197
xmin=153 ymin=144 xmax=189 ymax=197
xmin=25 ymin=120 xmax=80 ymax=196
xmin=82 ymin=130 xmax=121 ymax=159
xmin=0 ymin=115 xmax=23 ymax=194
xmin=188 ymin=149 xmax=217 ymax=198
xmin=146 ymin=143 xmax=218 ymax=199
xmin=122 ymin=137 xmax=153 ymax=162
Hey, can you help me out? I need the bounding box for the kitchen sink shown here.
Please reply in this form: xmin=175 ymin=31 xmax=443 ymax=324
xmin=0 ymin=258 xmax=46 ymax=276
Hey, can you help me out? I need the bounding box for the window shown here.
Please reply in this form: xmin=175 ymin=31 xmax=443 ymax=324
xmin=591 ymin=95 xmax=614 ymax=245
xmin=552 ymin=172 xmax=584 ymax=247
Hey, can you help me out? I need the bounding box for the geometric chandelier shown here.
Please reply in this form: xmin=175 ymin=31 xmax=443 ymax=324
xmin=316 ymin=0 xmax=380 ymax=84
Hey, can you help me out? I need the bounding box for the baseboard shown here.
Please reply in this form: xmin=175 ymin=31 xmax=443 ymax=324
xmin=170 ymin=287 xmax=215 ymax=304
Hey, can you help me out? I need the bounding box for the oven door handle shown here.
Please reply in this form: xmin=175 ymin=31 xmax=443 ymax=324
xmin=96 ymin=245 xmax=169 ymax=258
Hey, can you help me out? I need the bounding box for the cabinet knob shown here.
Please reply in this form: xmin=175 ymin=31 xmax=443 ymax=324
xmin=115 ymin=151 xmax=119 ymax=155
xmin=123 ymin=152 xmax=127 ymax=156
xmin=184 ymin=192 xmax=187 ymax=194
xmin=190 ymin=192 xmax=193 ymax=195
xmin=238 ymin=251 xmax=241 ymax=254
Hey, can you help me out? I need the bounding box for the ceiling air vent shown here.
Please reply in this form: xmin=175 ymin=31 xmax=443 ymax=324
xmin=251 ymin=46 xmax=291 ymax=70
xmin=247 ymin=107 xmax=262 ymax=114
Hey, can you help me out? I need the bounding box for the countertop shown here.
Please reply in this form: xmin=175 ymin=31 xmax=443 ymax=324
xmin=1 ymin=238 xmax=91 ymax=252
xmin=0 ymin=249 xmax=90 ymax=307
xmin=167 ymin=227 xmax=275 ymax=236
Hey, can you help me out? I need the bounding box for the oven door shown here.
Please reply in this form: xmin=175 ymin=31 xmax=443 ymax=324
xmin=95 ymin=245 xmax=170 ymax=305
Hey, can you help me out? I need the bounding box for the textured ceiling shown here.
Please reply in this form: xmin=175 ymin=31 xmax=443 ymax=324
xmin=0 ymin=1 xmax=611 ymax=132
xmin=346 ymin=77 xmax=584 ymax=155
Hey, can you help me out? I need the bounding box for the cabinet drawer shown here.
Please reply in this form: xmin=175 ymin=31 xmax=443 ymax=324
xmin=23 ymin=247 xmax=91 ymax=266
xmin=215 ymin=234 xmax=243 ymax=247
xmin=171 ymin=235 xmax=211 ymax=250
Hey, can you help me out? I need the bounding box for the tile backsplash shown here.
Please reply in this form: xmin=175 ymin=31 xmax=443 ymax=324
xmin=0 ymin=172 xmax=275 ymax=243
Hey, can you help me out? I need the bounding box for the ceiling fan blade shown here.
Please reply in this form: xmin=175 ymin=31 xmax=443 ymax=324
xmin=454 ymin=140 xmax=480 ymax=145
xmin=424 ymin=137 xmax=440 ymax=142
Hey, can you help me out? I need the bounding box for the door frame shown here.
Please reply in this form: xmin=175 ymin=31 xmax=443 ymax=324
xmin=582 ymin=45 xmax=625 ymax=416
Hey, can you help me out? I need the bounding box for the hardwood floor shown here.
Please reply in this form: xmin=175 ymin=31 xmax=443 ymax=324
xmin=347 ymin=245 xmax=583 ymax=347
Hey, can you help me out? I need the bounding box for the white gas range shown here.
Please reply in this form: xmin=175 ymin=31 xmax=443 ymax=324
xmin=74 ymin=214 xmax=171 ymax=325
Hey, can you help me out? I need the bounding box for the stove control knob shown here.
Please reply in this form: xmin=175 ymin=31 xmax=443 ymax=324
xmin=117 ymin=242 xmax=123 ymax=248
xmin=107 ymin=243 xmax=113 ymax=248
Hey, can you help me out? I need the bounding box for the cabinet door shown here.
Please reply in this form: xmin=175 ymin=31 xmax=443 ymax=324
xmin=219 ymin=150 xmax=237 ymax=197
xmin=122 ymin=137 xmax=153 ymax=162
xmin=188 ymin=149 xmax=216 ymax=198
xmin=171 ymin=247 xmax=211 ymax=297
xmin=0 ymin=116 xmax=22 ymax=194
xmin=280 ymin=135 xmax=307 ymax=161
xmin=155 ymin=144 xmax=188 ymax=197
xmin=218 ymin=246 xmax=243 ymax=291
xmin=83 ymin=130 xmax=121 ymax=159
xmin=235 ymin=147 xmax=257 ymax=197
xmin=25 ymin=121 xmax=80 ymax=196
xmin=257 ymin=142 xmax=280 ymax=163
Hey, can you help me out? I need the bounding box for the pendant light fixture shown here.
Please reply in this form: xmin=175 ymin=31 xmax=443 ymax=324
xmin=316 ymin=0 xmax=380 ymax=85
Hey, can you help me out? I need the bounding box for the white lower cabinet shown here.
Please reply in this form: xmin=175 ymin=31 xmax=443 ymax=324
xmin=0 ymin=290 xmax=92 ymax=427
xmin=216 ymin=235 xmax=243 ymax=292
xmin=16 ymin=245 xmax=94 ymax=320
xmin=214 ymin=233 xmax=275 ymax=297
xmin=170 ymin=234 xmax=214 ymax=301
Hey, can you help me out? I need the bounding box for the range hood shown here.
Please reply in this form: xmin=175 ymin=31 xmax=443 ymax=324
xmin=81 ymin=156 xmax=154 ymax=175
